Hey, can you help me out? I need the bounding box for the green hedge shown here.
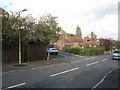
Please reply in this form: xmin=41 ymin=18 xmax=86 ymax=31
xmin=62 ymin=46 xmax=71 ymax=52
xmin=62 ymin=46 xmax=105 ymax=56
xmin=68 ymin=48 xmax=80 ymax=55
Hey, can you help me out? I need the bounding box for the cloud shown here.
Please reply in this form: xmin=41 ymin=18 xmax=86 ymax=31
xmin=2 ymin=0 xmax=119 ymax=40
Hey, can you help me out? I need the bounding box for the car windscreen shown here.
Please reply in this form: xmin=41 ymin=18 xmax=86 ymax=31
xmin=114 ymin=51 xmax=120 ymax=53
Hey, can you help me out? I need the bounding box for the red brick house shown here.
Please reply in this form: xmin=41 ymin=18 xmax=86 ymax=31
xmin=56 ymin=36 xmax=99 ymax=50
xmin=56 ymin=36 xmax=85 ymax=50
xmin=0 ymin=8 xmax=9 ymax=17
xmin=84 ymin=37 xmax=99 ymax=47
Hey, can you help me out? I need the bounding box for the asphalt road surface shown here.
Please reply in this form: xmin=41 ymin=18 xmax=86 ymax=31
xmin=2 ymin=52 xmax=119 ymax=89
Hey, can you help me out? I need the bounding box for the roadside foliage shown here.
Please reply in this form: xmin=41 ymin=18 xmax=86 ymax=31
xmin=62 ymin=46 xmax=105 ymax=56
xmin=2 ymin=12 xmax=61 ymax=64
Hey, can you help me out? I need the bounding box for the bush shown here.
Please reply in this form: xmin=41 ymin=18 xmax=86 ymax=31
xmin=71 ymin=45 xmax=80 ymax=48
xmin=61 ymin=46 xmax=70 ymax=52
xmin=68 ymin=48 xmax=80 ymax=54
xmin=62 ymin=46 xmax=105 ymax=56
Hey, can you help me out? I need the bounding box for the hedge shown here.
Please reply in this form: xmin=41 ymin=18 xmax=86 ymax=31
xmin=62 ymin=46 xmax=105 ymax=56
xmin=68 ymin=48 xmax=80 ymax=55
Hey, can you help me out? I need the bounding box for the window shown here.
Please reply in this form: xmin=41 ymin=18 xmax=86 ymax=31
xmin=114 ymin=51 xmax=120 ymax=53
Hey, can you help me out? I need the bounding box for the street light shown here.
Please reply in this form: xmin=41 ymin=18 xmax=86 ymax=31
xmin=18 ymin=9 xmax=27 ymax=64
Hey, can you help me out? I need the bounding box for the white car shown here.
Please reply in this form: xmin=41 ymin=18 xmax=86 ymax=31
xmin=47 ymin=48 xmax=59 ymax=55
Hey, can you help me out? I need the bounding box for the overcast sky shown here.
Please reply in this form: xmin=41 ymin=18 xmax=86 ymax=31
xmin=0 ymin=0 xmax=119 ymax=40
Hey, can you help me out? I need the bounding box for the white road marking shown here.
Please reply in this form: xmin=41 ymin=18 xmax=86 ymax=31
xmin=71 ymin=60 xmax=83 ymax=63
xmin=50 ymin=67 xmax=79 ymax=77
xmin=92 ymin=75 xmax=106 ymax=89
xmin=91 ymin=66 xmax=119 ymax=89
xmin=109 ymin=70 xmax=113 ymax=74
xmin=75 ymin=55 xmax=84 ymax=57
xmin=71 ymin=57 xmax=98 ymax=63
xmin=92 ymin=57 xmax=96 ymax=59
xmin=84 ymin=57 xmax=96 ymax=60
xmin=109 ymin=66 xmax=119 ymax=74
xmin=5 ymin=83 xmax=26 ymax=89
xmin=102 ymin=59 xmax=108 ymax=61
xmin=86 ymin=61 xmax=98 ymax=66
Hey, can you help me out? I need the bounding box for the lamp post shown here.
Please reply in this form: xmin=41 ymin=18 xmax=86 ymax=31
xmin=18 ymin=9 xmax=27 ymax=64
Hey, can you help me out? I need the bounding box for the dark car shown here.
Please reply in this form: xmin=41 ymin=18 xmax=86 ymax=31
xmin=112 ymin=50 xmax=120 ymax=60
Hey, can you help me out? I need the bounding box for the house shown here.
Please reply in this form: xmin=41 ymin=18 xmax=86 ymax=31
xmin=56 ymin=36 xmax=85 ymax=50
xmin=56 ymin=36 xmax=99 ymax=50
xmin=84 ymin=37 xmax=99 ymax=47
xmin=0 ymin=8 xmax=9 ymax=17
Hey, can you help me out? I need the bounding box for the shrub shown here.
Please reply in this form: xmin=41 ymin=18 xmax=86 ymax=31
xmin=61 ymin=46 xmax=70 ymax=52
xmin=62 ymin=46 xmax=105 ymax=56
xmin=84 ymin=45 xmax=90 ymax=48
xmin=71 ymin=44 xmax=81 ymax=48
xmin=68 ymin=48 xmax=80 ymax=54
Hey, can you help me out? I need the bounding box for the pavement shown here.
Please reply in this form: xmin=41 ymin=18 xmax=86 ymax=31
xmin=2 ymin=52 xmax=110 ymax=74
xmin=2 ymin=51 xmax=86 ymax=74
xmin=2 ymin=57 xmax=69 ymax=74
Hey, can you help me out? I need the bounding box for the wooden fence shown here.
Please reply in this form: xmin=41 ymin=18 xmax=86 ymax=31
xmin=2 ymin=44 xmax=47 ymax=64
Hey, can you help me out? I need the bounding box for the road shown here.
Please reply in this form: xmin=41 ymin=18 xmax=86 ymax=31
xmin=2 ymin=52 xmax=119 ymax=89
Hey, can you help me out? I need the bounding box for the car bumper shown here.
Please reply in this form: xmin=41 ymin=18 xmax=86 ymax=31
xmin=47 ymin=51 xmax=59 ymax=53
xmin=112 ymin=56 xmax=120 ymax=60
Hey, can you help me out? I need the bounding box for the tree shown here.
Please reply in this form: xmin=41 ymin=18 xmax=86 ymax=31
xmin=23 ymin=15 xmax=37 ymax=43
xmin=91 ymin=32 xmax=97 ymax=41
xmin=76 ymin=25 xmax=82 ymax=37
xmin=2 ymin=12 xmax=61 ymax=46
xmin=2 ymin=11 xmax=29 ymax=45
xmin=111 ymin=40 xmax=120 ymax=50
xmin=99 ymin=38 xmax=112 ymax=51
xmin=67 ymin=33 xmax=76 ymax=37
xmin=59 ymin=29 xmax=67 ymax=38
xmin=59 ymin=30 xmax=76 ymax=38
xmin=33 ymin=14 xmax=61 ymax=45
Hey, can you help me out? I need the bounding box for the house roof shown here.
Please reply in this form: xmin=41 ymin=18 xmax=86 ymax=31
xmin=83 ymin=37 xmax=99 ymax=46
xmin=58 ymin=36 xmax=99 ymax=46
xmin=84 ymin=40 xmax=98 ymax=46
xmin=61 ymin=37 xmax=84 ymax=43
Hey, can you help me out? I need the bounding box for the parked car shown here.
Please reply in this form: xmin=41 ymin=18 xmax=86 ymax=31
xmin=47 ymin=48 xmax=59 ymax=55
xmin=112 ymin=50 xmax=120 ymax=60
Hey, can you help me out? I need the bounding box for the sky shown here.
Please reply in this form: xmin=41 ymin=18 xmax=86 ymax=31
xmin=0 ymin=0 xmax=119 ymax=40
